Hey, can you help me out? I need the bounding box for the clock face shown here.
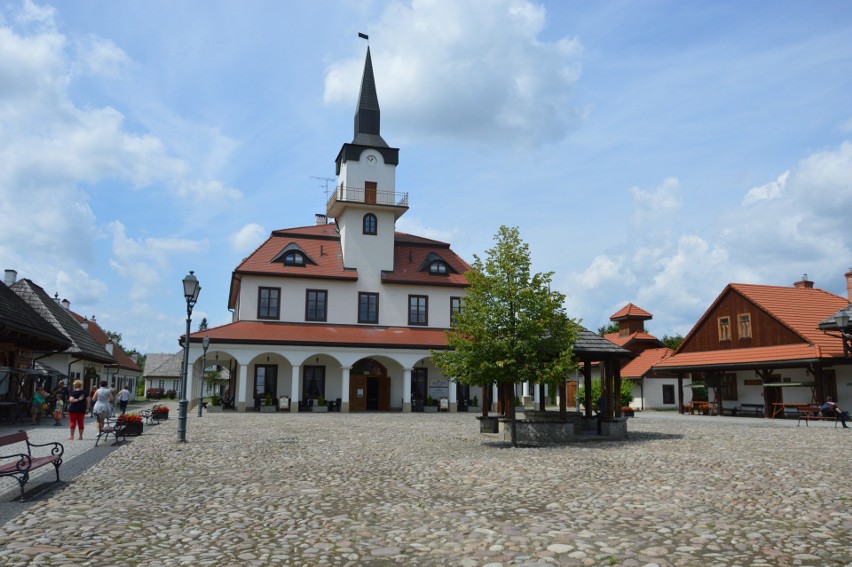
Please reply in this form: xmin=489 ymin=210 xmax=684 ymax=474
xmin=366 ymin=154 xmax=377 ymax=165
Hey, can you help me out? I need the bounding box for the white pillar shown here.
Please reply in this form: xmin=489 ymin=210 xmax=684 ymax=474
xmin=449 ymin=380 xmax=457 ymax=412
xmin=341 ymin=367 xmax=351 ymax=413
xmin=236 ymin=364 xmax=249 ymax=412
xmin=492 ymin=384 xmax=499 ymax=412
xmin=402 ymin=368 xmax=412 ymax=413
xmin=290 ymin=366 xmax=300 ymax=412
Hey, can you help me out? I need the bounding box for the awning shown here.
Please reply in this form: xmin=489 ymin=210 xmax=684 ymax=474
xmin=762 ymin=381 xmax=816 ymax=387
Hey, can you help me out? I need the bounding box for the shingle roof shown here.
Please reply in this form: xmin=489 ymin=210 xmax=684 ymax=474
xmin=188 ymin=321 xmax=452 ymax=350
xmin=0 ymin=282 xmax=71 ymax=351
xmin=69 ymin=312 xmax=141 ymax=373
xmin=10 ymin=279 xmax=115 ymax=364
xmin=573 ymin=327 xmax=635 ymax=361
xmin=143 ymin=352 xmax=183 ymax=378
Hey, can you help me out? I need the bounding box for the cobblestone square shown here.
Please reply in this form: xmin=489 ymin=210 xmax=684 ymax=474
xmin=0 ymin=411 xmax=849 ymax=566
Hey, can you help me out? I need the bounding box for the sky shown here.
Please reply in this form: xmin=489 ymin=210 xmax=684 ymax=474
xmin=1 ymin=0 xmax=851 ymax=354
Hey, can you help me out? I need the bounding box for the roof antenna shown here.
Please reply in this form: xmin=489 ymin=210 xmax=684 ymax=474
xmin=311 ymin=176 xmax=335 ymax=201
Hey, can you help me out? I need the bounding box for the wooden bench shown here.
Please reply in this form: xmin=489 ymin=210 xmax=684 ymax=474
xmin=733 ymin=403 xmax=764 ymax=417
xmin=797 ymin=406 xmax=840 ymax=428
xmin=0 ymin=431 xmax=64 ymax=500
xmin=95 ymin=417 xmax=127 ymax=446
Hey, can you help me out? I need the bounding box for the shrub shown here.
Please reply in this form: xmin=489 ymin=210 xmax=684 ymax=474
xmin=211 ymin=394 xmax=220 ymax=406
xmin=165 ymin=389 xmax=177 ymax=399
xmin=146 ymin=388 xmax=164 ymax=400
xmin=577 ymin=380 xmax=633 ymax=411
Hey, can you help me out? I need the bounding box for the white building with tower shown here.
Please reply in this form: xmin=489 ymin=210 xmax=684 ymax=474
xmin=186 ymin=46 xmax=478 ymax=413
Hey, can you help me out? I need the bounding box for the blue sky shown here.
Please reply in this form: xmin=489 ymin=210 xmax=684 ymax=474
xmin=1 ymin=0 xmax=851 ymax=354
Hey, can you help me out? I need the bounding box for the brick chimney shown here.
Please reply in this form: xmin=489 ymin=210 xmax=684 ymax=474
xmin=315 ymin=214 xmax=328 ymax=225
xmin=793 ymin=274 xmax=814 ymax=289
xmin=846 ymin=267 xmax=852 ymax=301
xmin=3 ymin=269 xmax=16 ymax=286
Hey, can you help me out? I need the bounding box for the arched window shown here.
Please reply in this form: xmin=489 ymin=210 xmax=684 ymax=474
xmin=363 ymin=213 xmax=377 ymax=235
xmin=429 ymin=261 xmax=448 ymax=275
xmin=283 ymin=251 xmax=306 ymax=266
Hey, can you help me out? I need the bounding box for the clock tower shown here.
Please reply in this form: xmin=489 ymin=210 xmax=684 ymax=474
xmin=328 ymin=46 xmax=407 ymax=278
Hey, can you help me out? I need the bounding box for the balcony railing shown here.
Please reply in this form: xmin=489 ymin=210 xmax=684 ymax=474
xmin=327 ymin=185 xmax=409 ymax=209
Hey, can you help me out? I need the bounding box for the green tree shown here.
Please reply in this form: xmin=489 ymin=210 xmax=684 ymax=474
xmin=198 ymin=318 xmax=208 ymax=331
xmin=661 ymin=334 xmax=684 ymax=350
xmin=598 ymin=322 xmax=619 ymax=335
xmin=577 ymin=379 xmax=634 ymax=410
xmin=431 ymin=226 xmax=579 ymax=446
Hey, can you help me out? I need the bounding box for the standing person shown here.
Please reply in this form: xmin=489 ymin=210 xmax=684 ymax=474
xmin=117 ymin=385 xmax=131 ymax=414
xmin=91 ymin=380 xmax=113 ymax=433
xmin=820 ymin=397 xmax=850 ymax=429
xmin=52 ymin=380 xmax=69 ymax=417
xmin=53 ymin=397 xmax=64 ymax=426
xmin=31 ymin=385 xmax=48 ymax=424
xmin=67 ymin=379 xmax=87 ymax=440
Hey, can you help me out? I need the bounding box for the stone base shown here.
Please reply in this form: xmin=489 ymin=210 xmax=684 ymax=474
xmin=600 ymin=417 xmax=628 ymax=439
xmin=499 ymin=419 xmax=574 ymax=444
xmin=312 ymin=405 xmax=328 ymax=413
xmin=259 ymin=405 xmax=276 ymax=413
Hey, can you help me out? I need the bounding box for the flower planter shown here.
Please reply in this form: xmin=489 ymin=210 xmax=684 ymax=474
xmin=423 ymin=405 xmax=438 ymax=413
xmin=312 ymin=405 xmax=328 ymax=413
xmin=122 ymin=421 xmax=143 ymax=436
xmin=153 ymin=412 xmax=168 ymax=421
xmin=259 ymin=405 xmax=276 ymax=413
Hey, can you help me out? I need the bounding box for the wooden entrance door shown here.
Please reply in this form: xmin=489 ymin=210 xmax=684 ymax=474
xmin=349 ymin=375 xmax=367 ymax=412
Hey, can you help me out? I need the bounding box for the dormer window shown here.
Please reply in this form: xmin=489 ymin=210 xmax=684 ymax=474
xmin=284 ymin=251 xmax=306 ymax=266
xmin=363 ymin=213 xmax=377 ymax=235
xmin=272 ymin=243 xmax=317 ymax=267
xmin=429 ymin=261 xmax=448 ymax=275
xmin=418 ymin=252 xmax=456 ymax=276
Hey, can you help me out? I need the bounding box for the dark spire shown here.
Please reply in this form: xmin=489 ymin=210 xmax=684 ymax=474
xmin=353 ymin=47 xmax=388 ymax=147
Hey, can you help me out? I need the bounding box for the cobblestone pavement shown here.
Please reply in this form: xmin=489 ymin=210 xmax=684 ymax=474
xmin=0 ymin=409 xmax=849 ymax=566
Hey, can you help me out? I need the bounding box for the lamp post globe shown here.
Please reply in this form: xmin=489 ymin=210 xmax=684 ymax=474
xmin=178 ymin=271 xmax=201 ymax=443
xmin=198 ymin=335 xmax=210 ymax=418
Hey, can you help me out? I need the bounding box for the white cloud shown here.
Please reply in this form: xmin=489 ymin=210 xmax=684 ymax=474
xmin=629 ymin=177 xmax=682 ymax=227
xmin=742 ymin=171 xmax=788 ymax=205
xmin=74 ymin=34 xmax=130 ymax=78
xmin=565 ymin=141 xmax=852 ymax=337
xmin=395 ymin=216 xmax=456 ymax=244
xmin=229 ymin=223 xmax=267 ymax=254
xmin=324 ymin=0 xmax=582 ymax=147
xmin=108 ymin=221 xmax=206 ymax=302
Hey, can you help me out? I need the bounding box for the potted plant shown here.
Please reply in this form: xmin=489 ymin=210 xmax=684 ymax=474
xmin=152 ymin=405 xmax=169 ymax=420
xmin=424 ymin=395 xmax=438 ymax=413
xmin=208 ymin=393 xmax=222 ymax=412
xmin=119 ymin=413 xmax=144 ymax=436
xmin=312 ymin=394 xmax=328 ymax=413
xmin=260 ymin=392 xmax=276 ymax=413
xmin=469 ymin=395 xmax=480 ymax=411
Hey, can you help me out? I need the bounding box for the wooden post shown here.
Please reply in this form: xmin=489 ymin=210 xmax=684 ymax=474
xmin=677 ymin=374 xmax=684 ymax=414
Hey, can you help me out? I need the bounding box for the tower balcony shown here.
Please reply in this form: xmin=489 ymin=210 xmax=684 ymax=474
xmin=326 ymin=184 xmax=409 ymax=219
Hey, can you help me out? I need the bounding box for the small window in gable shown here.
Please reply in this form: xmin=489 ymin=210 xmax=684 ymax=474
xmin=718 ymin=316 xmax=731 ymax=341
xmin=363 ymin=213 xmax=377 ymax=235
xmin=283 ymin=251 xmax=306 ymax=266
xmin=429 ymin=261 xmax=448 ymax=275
xmin=271 ymin=243 xmax=317 ymax=267
xmin=738 ymin=313 xmax=752 ymax=339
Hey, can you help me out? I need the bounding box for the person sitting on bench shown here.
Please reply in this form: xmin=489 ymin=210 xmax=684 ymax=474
xmin=819 ymin=397 xmax=849 ymax=429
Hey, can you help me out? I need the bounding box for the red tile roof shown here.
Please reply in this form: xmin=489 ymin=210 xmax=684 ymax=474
xmin=658 ymin=283 xmax=848 ymax=370
xmin=604 ymin=331 xmax=661 ymax=347
xmin=621 ymin=347 xmax=674 ymax=378
xmin=70 ymin=312 xmax=141 ymax=372
xmin=384 ymin=232 xmax=470 ymax=287
xmin=189 ymin=321 xmax=451 ymax=350
xmin=610 ymin=303 xmax=653 ymax=320
xmin=655 ymin=344 xmax=824 ymax=370
xmin=229 ymin=225 xmax=470 ymax=307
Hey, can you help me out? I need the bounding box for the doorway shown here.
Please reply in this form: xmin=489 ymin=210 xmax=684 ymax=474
xmin=349 ymin=359 xmax=390 ymax=411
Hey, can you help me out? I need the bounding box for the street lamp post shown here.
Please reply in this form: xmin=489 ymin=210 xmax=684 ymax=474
xmin=178 ymin=271 xmax=201 ymax=443
xmin=198 ymin=335 xmax=210 ymax=417
xmin=836 ymin=309 xmax=851 ymax=358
